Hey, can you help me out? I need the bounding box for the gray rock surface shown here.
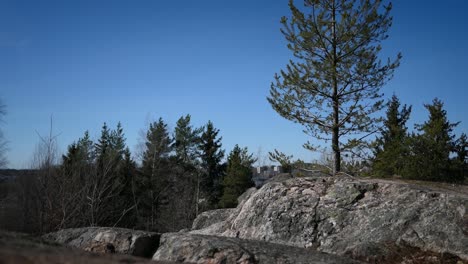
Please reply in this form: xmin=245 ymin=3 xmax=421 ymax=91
xmin=192 ymin=208 xmax=235 ymax=230
xmin=191 ymin=175 xmax=468 ymax=263
xmin=191 ymin=188 xmax=257 ymax=231
xmin=153 ymin=232 xmax=362 ymax=264
xmin=43 ymin=227 xmax=160 ymax=258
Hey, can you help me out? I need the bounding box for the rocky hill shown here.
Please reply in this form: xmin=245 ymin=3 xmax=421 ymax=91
xmin=188 ymin=174 xmax=468 ymax=263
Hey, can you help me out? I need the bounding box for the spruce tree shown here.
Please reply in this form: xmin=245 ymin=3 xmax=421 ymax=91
xmin=455 ymin=133 xmax=468 ymax=179
xmin=173 ymin=115 xmax=202 ymax=164
xmin=404 ymin=98 xmax=459 ymax=181
xmin=95 ymin=122 xmax=111 ymax=168
xmin=373 ymin=95 xmax=411 ymax=177
xmin=456 ymin=133 xmax=468 ymax=165
xmin=268 ymin=0 xmax=401 ymax=173
xmin=139 ymin=117 xmax=173 ymax=230
xmin=219 ymin=145 xmax=256 ymax=208
xmin=77 ymin=131 xmax=94 ymax=164
xmin=116 ymin=147 xmax=137 ymax=227
xmin=142 ymin=118 xmax=173 ymax=170
xmin=199 ymin=121 xmax=225 ymax=208
xmin=110 ymin=122 xmax=126 ymax=159
xmin=62 ymin=142 xmax=82 ymax=176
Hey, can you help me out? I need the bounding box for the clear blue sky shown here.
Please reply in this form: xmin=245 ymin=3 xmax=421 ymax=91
xmin=1 ymin=0 xmax=467 ymax=169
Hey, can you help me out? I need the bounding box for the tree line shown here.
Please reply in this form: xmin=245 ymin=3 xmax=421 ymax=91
xmin=4 ymin=115 xmax=256 ymax=234
xmin=372 ymin=95 xmax=467 ymax=182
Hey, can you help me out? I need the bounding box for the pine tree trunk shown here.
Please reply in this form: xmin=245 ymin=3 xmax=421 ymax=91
xmin=332 ymin=127 xmax=340 ymax=174
xmin=331 ymin=0 xmax=341 ymax=174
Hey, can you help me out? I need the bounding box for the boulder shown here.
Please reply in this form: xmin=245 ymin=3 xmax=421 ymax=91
xmin=192 ymin=209 xmax=235 ymax=230
xmin=191 ymin=175 xmax=468 ymax=263
xmin=43 ymin=227 xmax=160 ymax=258
xmin=191 ymin=187 xmax=257 ymax=231
xmin=0 ymin=230 xmax=176 ymax=264
xmin=153 ymin=232 xmax=362 ymax=264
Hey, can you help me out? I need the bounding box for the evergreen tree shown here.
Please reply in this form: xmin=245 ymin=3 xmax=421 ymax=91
xmin=95 ymin=122 xmax=111 ymax=168
xmin=59 ymin=131 xmax=97 ymax=228
xmin=268 ymin=0 xmax=401 ymax=173
xmin=115 ymin=147 xmax=138 ymax=227
xmin=219 ymin=145 xmax=256 ymax=208
xmin=199 ymin=121 xmax=225 ymax=209
xmin=373 ymin=95 xmax=412 ymax=177
xmin=61 ymin=142 xmax=82 ymax=177
xmin=110 ymin=122 xmax=126 ymax=159
xmin=142 ymin=118 xmax=173 ymax=170
xmin=62 ymin=131 xmax=95 ymax=180
xmin=77 ymin=131 xmax=94 ymax=164
xmin=173 ymin=114 xmax=202 ymax=164
xmin=91 ymin=122 xmax=132 ymax=226
xmin=404 ymin=98 xmax=459 ymax=181
xmin=455 ymin=133 xmax=468 ymax=179
xmin=139 ymin=118 xmax=173 ymax=230
xmin=456 ymin=133 xmax=468 ymax=165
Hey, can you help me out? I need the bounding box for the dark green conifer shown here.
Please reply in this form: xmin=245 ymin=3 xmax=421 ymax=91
xmin=404 ymin=98 xmax=460 ymax=181
xmin=219 ymin=145 xmax=256 ymax=208
xmin=173 ymin=115 xmax=202 ymax=164
xmin=139 ymin=118 xmax=173 ymax=230
xmin=199 ymin=121 xmax=225 ymax=209
xmin=373 ymin=95 xmax=411 ymax=177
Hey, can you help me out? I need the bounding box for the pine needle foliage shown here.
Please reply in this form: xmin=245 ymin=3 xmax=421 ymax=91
xmin=268 ymin=0 xmax=401 ymax=173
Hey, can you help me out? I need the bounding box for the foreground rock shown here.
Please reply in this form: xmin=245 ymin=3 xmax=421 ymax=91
xmin=192 ymin=174 xmax=468 ymax=263
xmin=0 ymin=230 xmax=176 ymax=264
xmin=43 ymin=227 xmax=160 ymax=258
xmin=153 ymin=232 xmax=362 ymax=264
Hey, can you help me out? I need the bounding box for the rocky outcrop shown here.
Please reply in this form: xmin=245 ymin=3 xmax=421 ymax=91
xmin=153 ymin=232 xmax=362 ymax=264
xmin=43 ymin=227 xmax=160 ymax=258
xmin=0 ymin=230 xmax=176 ymax=264
xmin=192 ymin=209 xmax=235 ymax=230
xmin=191 ymin=175 xmax=468 ymax=263
xmin=191 ymin=187 xmax=257 ymax=231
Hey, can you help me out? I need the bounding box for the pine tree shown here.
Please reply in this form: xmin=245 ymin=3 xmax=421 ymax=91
xmin=268 ymin=0 xmax=401 ymax=173
xmin=373 ymin=95 xmax=411 ymax=177
xmin=173 ymin=115 xmax=202 ymax=164
xmin=198 ymin=121 xmax=225 ymax=209
xmin=404 ymin=98 xmax=459 ymax=181
xmin=268 ymin=149 xmax=295 ymax=173
xmin=219 ymin=145 xmax=256 ymax=208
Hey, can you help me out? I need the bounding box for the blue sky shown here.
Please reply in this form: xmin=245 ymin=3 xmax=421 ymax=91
xmin=1 ymin=0 xmax=467 ymax=169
